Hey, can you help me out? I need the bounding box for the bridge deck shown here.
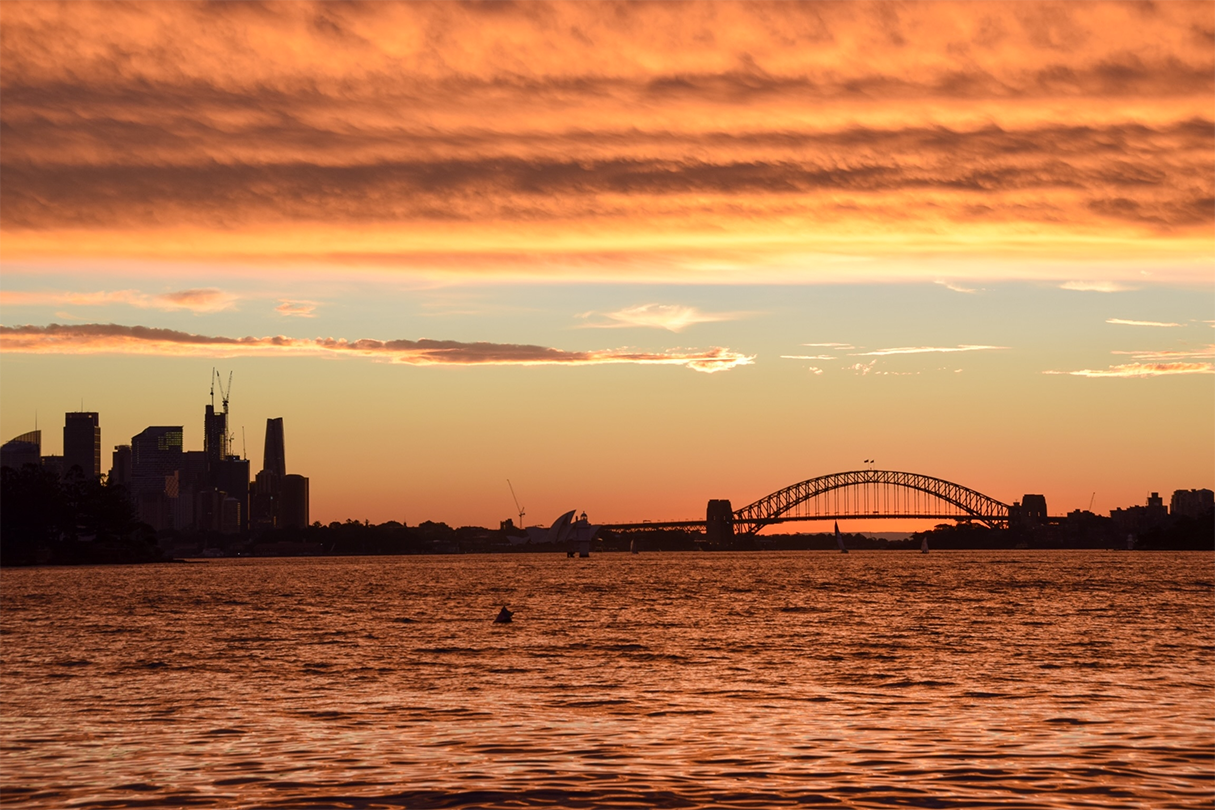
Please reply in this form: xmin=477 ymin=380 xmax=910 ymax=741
xmin=603 ymin=513 xmax=1008 ymax=532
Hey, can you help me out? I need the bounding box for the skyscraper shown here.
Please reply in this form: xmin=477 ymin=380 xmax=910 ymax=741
xmin=281 ymin=474 xmax=310 ymax=529
xmin=263 ymin=417 xmax=286 ymax=478
xmin=204 ymin=404 xmax=226 ymax=464
xmin=250 ymin=418 xmax=288 ymax=533
xmin=1 ymin=430 xmax=41 ymax=471
xmin=130 ymin=426 xmax=183 ymax=530
xmin=64 ymin=412 xmax=101 ymax=478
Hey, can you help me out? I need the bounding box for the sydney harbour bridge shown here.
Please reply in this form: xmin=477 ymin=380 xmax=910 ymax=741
xmin=602 ymin=469 xmax=1025 ymax=540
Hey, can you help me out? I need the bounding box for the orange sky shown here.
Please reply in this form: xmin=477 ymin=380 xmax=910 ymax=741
xmin=1 ymin=2 xmax=1212 ymax=527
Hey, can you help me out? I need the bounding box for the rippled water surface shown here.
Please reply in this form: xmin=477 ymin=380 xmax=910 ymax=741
xmin=2 ymin=551 xmax=1212 ymax=808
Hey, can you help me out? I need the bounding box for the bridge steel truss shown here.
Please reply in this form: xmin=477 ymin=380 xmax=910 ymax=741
xmin=731 ymin=469 xmax=1010 ymax=535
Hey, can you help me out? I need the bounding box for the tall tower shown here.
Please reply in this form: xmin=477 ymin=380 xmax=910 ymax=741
xmin=263 ymin=417 xmax=286 ymax=478
xmin=64 ymin=412 xmax=101 ymax=478
xmin=204 ymin=404 xmax=226 ymax=464
xmin=204 ymin=369 xmax=232 ymax=464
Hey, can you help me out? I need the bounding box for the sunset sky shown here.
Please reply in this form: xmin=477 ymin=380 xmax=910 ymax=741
xmin=1 ymin=1 xmax=1212 ymax=528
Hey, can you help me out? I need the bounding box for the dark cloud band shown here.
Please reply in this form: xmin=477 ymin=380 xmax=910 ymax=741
xmin=0 ymin=323 xmax=754 ymax=373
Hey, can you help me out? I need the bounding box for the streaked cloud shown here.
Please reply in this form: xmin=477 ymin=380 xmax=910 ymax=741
xmin=1105 ymin=318 xmax=1182 ymax=328
xmin=0 ymin=1 xmax=1210 ymax=282
xmin=1045 ymin=362 xmax=1214 ymax=377
xmin=781 ymin=354 xmax=836 ymax=361
xmin=0 ymin=323 xmax=753 ymax=373
xmin=0 ymin=287 xmax=235 ymax=312
xmin=1060 ymin=281 xmax=1133 ymax=292
xmin=582 ymin=304 xmax=741 ymax=332
xmin=802 ymin=343 xmax=853 ymax=349
xmin=936 ymin=281 xmax=978 ymax=294
xmin=1112 ymin=346 xmax=1214 ymax=360
xmin=851 ymin=345 xmax=1007 ymax=357
xmin=1046 ymin=344 xmax=1214 ymax=376
xmin=276 ymin=301 xmax=318 ymax=318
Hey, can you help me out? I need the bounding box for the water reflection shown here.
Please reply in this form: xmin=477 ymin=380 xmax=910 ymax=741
xmin=2 ymin=551 xmax=1212 ymax=808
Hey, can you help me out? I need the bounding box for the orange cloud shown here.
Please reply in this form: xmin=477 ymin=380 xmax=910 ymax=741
xmin=850 ymin=345 xmax=1007 ymax=357
xmin=1045 ymin=362 xmax=1214 ymax=377
xmin=0 ymin=1 xmax=1211 ymax=281
xmin=0 ymin=287 xmax=234 ymax=312
xmin=0 ymin=323 xmax=754 ymax=373
xmin=1046 ymin=344 xmax=1215 ymax=376
xmin=1060 ymin=281 xmax=1134 ymax=292
xmin=582 ymin=304 xmax=743 ymax=332
xmin=1105 ymin=318 xmax=1182 ymax=327
xmin=1111 ymin=346 xmax=1215 ymax=361
xmin=276 ymin=301 xmax=318 ymax=318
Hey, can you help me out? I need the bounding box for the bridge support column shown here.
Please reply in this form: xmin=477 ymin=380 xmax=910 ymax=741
xmin=706 ymin=499 xmax=734 ymax=546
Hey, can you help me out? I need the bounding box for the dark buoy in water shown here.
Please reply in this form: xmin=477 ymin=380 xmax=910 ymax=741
xmin=493 ymin=606 xmax=513 ymax=624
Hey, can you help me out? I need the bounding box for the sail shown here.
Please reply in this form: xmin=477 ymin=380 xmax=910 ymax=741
xmin=835 ymin=521 xmax=847 ymax=553
xmin=921 ymin=536 xmax=929 ymax=553
xmin=546 ymin=510 xmax=578 ymax=545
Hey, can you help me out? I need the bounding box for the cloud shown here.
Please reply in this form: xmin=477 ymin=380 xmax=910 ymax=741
xmin=936 ymin=280 xmax=979 ymax=294
xmin=276 ymin=300 xmax=318 ymax=318
xmin=0 ymin=323 xmax=754 ymax=373
xmin=0 ymin=2 xmax=1211 ymax=281
xmin=1105 ymin=318 xmax=1182 ymax=327
xmin=582 ymin=304 xmax=741 ymax=332
xmin=0 ymin=288 xmax=235 ymax=312
xmin=847 ymin=360 xmax=878 ymax=375
xmin=1112 ymin=345 xmax=1214 ymax=360
xmin=1046 ymin=344 xmax=1214 ymax=376
xmin=1060 ymin=281 xmax=1133 ymax=292
xmin=850 ymin=345 xmax=1006 ymax=356
xmin=802 ymin=343 xmax=853 ymax=349
xmin=156 ymin=289 xmax=233 ymax=311
xmin=1045 ymin=362 xmax=1214 ymax=377
xmin=806 ymin=366 xmax=824 ymax=375
xmin=781 ymin=354 xmax=836 ymax=360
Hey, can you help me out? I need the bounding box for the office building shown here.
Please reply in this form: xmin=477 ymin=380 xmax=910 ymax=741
xmin=212 ymin=456 xmax=250 ymax=532
xmin=64 ymin=412 xmax=101 ymax=478
xmin=204 ymin=404 xmax=227 ymax=463
xmin=110 ymin=445 xmax=132 ymax=488
xmin=1171 ymin=488 xmax=1214 ymax=519
xmin=281 ymin=474 xmax=310 ymax=529
xmin=250 ymin=417 xmax=294 ymax=533
xmin=263 ymin=417 xmax=286 ymax=478
xmin=130 ymin=426 xmax=183 ymax=531
xmin=1 ymin=430 xmax=41 ymax=470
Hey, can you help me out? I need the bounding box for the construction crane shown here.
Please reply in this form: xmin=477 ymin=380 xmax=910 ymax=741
xmin=507 ymin=479 xmax=525 ymax=528
xmin=214 ymin=369 xmax=234 ymax=457
xmin=1089 ymin=492 xmax=1096 ymax=512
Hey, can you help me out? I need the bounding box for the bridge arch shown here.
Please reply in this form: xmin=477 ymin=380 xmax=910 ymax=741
xmin=731 ymin=469 xmax=1010 ymax=535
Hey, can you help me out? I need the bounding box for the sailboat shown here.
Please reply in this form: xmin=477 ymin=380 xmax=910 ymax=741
xmin=921 ymin=536 xmax=929 ymax=554
xmin=835 ymin=521 xmax=848 ymax=554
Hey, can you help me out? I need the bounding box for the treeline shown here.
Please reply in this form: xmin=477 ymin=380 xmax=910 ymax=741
xmin=1 ymin=465 xmax=163 ymax=565
xmin=908 ymin=515 xmax=1214 ymax=551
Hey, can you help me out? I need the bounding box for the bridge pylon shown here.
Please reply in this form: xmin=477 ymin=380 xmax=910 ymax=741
xmin=706 ymin=499 xmax=734 ymax=545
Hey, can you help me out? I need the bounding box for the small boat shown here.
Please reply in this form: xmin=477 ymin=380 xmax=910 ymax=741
xmin=835 ymin=521 xmax=848 ymax=554
xmin=921 ymin=537 xmax=929 ymax=554
xmin=493 ymin=606 xmax=513 ymax=624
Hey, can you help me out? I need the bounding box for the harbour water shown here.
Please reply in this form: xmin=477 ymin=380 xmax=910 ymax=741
xmin=2 ymin=551 xmax=1212 ymax=809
